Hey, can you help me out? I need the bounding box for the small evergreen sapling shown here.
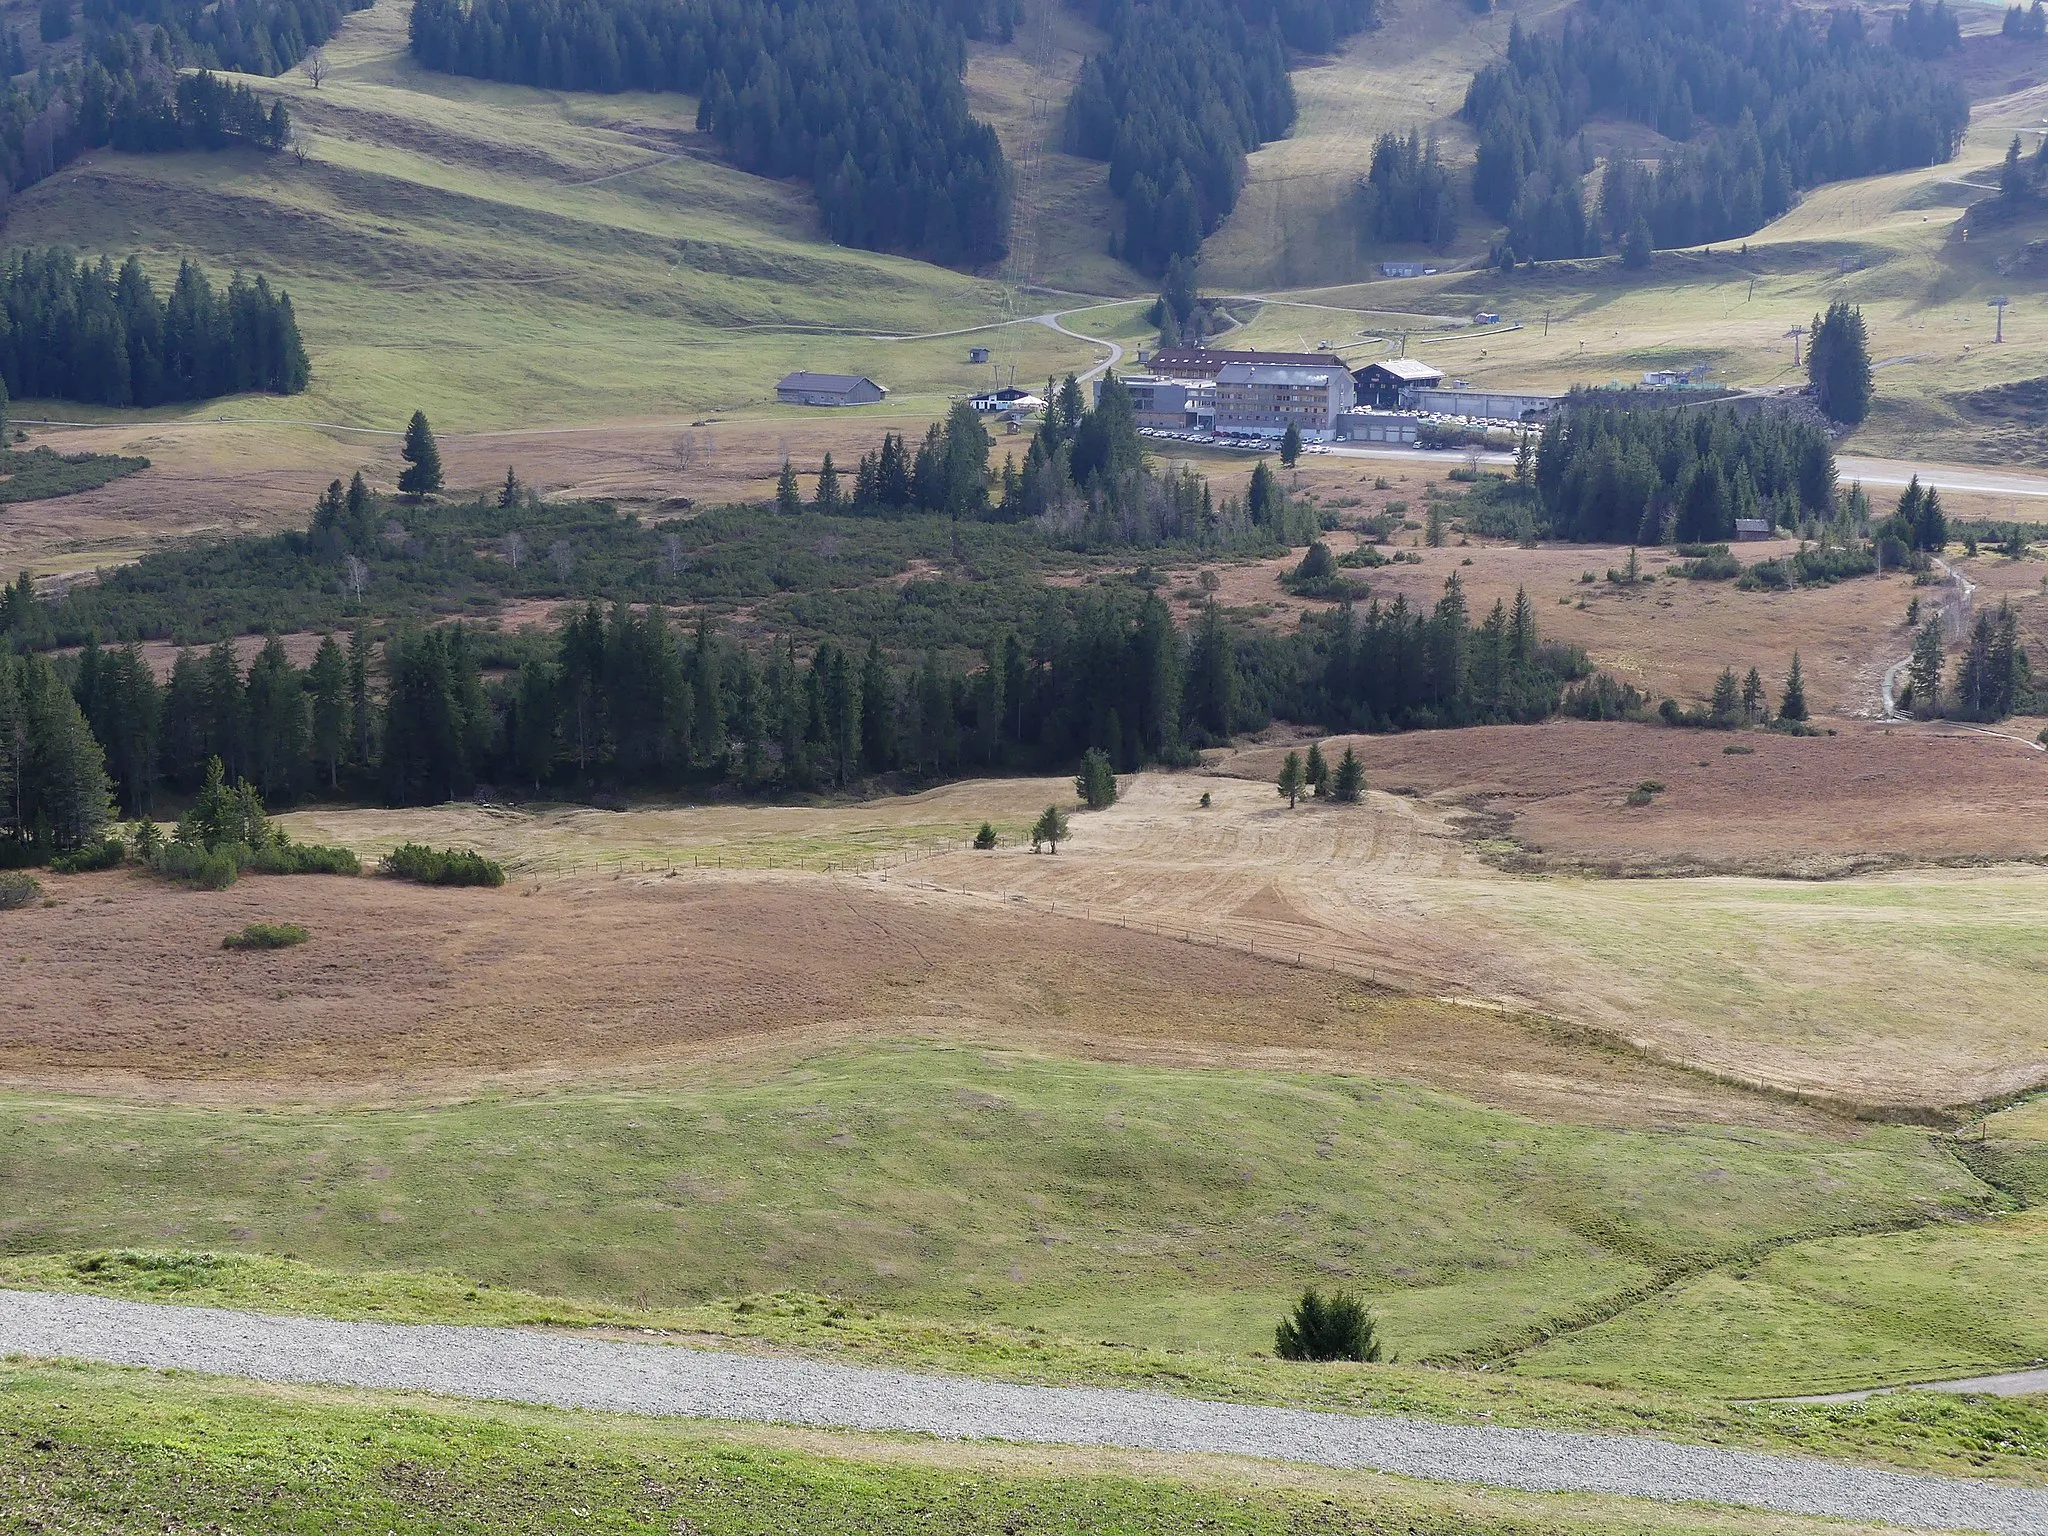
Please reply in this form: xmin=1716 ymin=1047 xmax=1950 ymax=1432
xmin=1275 ymin=1288 xmax=1383 ymax=1363
xmin=973 ymin=821 xmax=998 ymax=850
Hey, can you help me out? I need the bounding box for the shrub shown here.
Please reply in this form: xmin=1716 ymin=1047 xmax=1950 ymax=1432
xmin=1275 ymin=1288 xmax=1383 ymax=1363
xmin=382 ymin=843 xmax=506 ymax=886
xmin=1675 ymin=551 xmax=1742 ymax=580
xmin=51 ymin=837 xmax=125 ymax=874
xmin=250 ymin=839 xmax=360 ymax=875
xmin=156 ymin=842 xmax=242 ymax=889
xmin=0 ymin=872 xmax=42 ymax=909
xmin=973 ymin=821 xmax=998 ymax=850
xmin=222 ymin=921 xmax=310 ymax=950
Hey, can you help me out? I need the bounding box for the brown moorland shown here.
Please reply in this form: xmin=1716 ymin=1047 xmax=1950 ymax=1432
xmin=0 ymin=866 xmax=1822 ymax=1132
xmin=1229 ymin=718 xmax=2048 ymax=875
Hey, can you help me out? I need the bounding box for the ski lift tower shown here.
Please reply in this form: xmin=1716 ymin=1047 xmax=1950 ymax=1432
xmin=1990 ymin=295 xmax=2011 ymax=344
xmin=1786 ymin=324 xmax=1807 ymax=367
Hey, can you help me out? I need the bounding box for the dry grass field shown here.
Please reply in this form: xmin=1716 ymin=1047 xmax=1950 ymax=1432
xmin=7 ymin=862 xmax=1832 ymax=1136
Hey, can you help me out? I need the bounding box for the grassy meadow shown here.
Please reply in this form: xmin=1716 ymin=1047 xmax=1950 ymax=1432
xmin=1 ymin=0 xmax=1104 ymax=435
xmin=0 ymin=1043 xmax=1999 ymax=1367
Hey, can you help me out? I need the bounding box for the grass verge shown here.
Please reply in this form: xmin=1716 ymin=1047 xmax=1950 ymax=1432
xmin=0 ymin=1356 xmax=1946 ymax=1536
xmin=4 ymin=1250 xmax=2048 ymax=1487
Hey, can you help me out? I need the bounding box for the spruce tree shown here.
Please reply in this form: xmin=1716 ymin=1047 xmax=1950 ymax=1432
xmin=1075 ymin=746 xmax=1117 ymax=808
xmin=398 ymin=410 xmax=443 ymax=497
xmin=1808 ymin=300 xmax=1873 ymax=426
xmin=1779 ymin=652 xmax=1809 ymax=722
xmin=1907 ymin=618 xmax=1944 ymax=716
xmin=308 ymin=633 xmax=349 ymax=788
xmin=1331 ymin=745 xmax=1364 ymax=803
xmin=1742 ymin=666 xmax=1765 ymax=723
xmin=1711 ymin=667 xmax=1740 ymax=722
xmin=1305 ymin=740 xmax=1327 ymax=795
xmin=776 ymin=459 xmax=802 ymax=514
xmin=1278 ymin=748 xmax=1305 ymax=808
xmin=499 ymin=466 xmax=520 ymax=508
xmin=814 ymin=452 xmax=841 ymax=514
xmin=1281 ymin=421 xmax=1302 ymax=468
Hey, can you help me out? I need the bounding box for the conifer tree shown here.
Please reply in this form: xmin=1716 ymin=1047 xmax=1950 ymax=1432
xmin=500 ymin=466 xmax=520 ymax=509
xmin=1075 ymin=746 xmax=1117 ymax=808
xmin=1808 ymin=300 xmax=1873 ymax=426
xmin=1304 ymin=740 xmax=1327 ymax=795
xmin=776 ymin=460 xmax=802 ymax=515
xmin=346 ymin=625 xmax=374 ymax=772
xmin=1742 ymin=666 xmax=1765 ymax=723
xmin=1907 ymin=618 xmax=1944 ymax=717
xmin=307 ymin=633 xmax=349 ymax=789
xmin=1030 ymin=802 xmax=1069 ymax=852
xmin=1281 ymin=421 xmax=1302 ymax=469
xmin=814 ymin=452 xmax=841 ymax=514
xmin=1331 ymin=745 xmax=1364 ymax=803
xmin=1711 ymin=667 xmax=1740 ymax=722
xmin=398 ymin=410 xmax=443 ymax=497
xmin=1779 ymin=652 xmax=1809 ymax=722
xmin=1278 ymin=748 xmax=1305 ymax=808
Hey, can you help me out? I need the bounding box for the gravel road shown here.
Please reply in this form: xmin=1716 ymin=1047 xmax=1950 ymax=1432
xmin=3 ymin=1289 xmax=2044 ymax=1534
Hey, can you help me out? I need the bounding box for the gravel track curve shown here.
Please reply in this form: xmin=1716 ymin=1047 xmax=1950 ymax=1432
xmin=3 ymin=1289 xmax=2044 ymax=1533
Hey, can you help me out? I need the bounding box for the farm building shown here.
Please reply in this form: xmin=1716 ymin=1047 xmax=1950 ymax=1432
xmin=1352 ymin=357 xmax=1444 ymax=408
xmin=1734 ymin=518 xmax=1774 ymax=540
xmin=1213 ymin=362 xmax=1355 ymax=439
xmin=1149 ymin=347 xmax=1333 ymax=381
xmin=776 ymin=372 xmax=889 ymax=407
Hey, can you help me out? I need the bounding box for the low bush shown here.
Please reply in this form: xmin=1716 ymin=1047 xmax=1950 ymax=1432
xmin=1675 ymin=550 xmax=1742 ymax=580
xmin=1274 ymin=1288 xmax=1383 ymax=1362
xmin=51 ymin=837 xmax=126 ymax=873
xmin=382 ymin=843 xmax=506 ymax=887
xmin=0 ymin=871 xmax=42 ymax=909
xmin=249 ymin=840 xmax=361 ymax=876
xmin=222 ymin=921 xmax=310 ymax=950
xmin=155 ymin=842 xmax=242 ymax=890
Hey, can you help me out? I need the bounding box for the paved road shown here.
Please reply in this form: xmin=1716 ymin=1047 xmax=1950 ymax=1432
xmin=1839 ymin=456 xmax=2048 ymax=501
xmin=2 ymin=1290 xmax=2044 ymax=1534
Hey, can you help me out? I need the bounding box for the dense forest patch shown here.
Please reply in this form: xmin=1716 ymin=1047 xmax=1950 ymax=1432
xmin=1465 ymin=0 xmax=1970 ymax=260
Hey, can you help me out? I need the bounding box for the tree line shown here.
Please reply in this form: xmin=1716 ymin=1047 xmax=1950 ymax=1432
xmin=0 ymin=248 xmax=309 ymax=407
xmin=1466 ymin=0 xmax=1969 ymax=260
xmin=79 ymin=0 xmax=366 ymax=74
xmin=407 ymin=0 xmax=1009 ymax=267
xmin=1521 ymin=405 xmax=1837 ymax=544
xmin=3 ymin=25 xmax=296 ymax=202
xmin=1903 ymin=602 xmax=2036 ymax=723
xmin=2004 ymin=1 xmax=2047 ymax=39
xmin=1062 ymin=0 xmax=1307 ymax=274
